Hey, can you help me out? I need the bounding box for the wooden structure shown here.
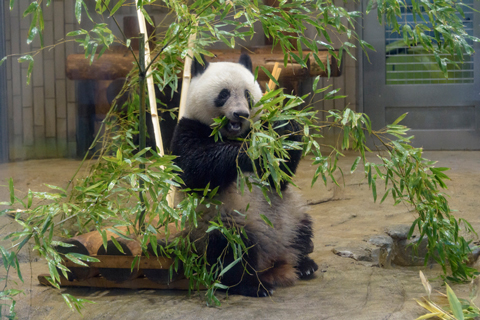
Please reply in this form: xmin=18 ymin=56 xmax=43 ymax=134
xmin=66 ymin=48 xmax=340 ymax=82
xmin=38 ymin=225 xmax=189 ymax=290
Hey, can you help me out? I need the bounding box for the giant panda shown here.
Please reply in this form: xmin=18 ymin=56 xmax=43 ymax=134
xmin=170 ymin=54 xmax=318 ymax=297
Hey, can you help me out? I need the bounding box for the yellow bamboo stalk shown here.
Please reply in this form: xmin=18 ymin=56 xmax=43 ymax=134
xmin=267 ymin=62 xmax=282 ymax=92
xmin=136 ymin=3 xmax=174 ymax=207
xmin=178 ymin=30 xmax=198 ymax=120
xmin=135 ymin=7 xmax=164 ymax=156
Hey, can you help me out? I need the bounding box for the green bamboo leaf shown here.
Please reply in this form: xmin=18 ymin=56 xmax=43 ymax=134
xmin=65 ymin=253 xmax=89 ymax=267
xmin=107 ymin=228 xmax=132 ymax=241
xmin=23 ymin=1 xmax=38 ymax=17
xmin=62 ymin=293 xmax=74 ymax=311
xmin=350 ymin=156 xmax=361 ymax=174
xmin=260 ymin=214 xmax=274 ymax=228
xmin=446 ymin=283 xmax=464 ymax=320
xmin=27 ymin=26 xmax=38 ymax=44
xmin=219 ymin=257 xmax=241 ymax=277
xmin=392 ymin=113 xmax=408 ymax=125
xmin=109 ymin=236 xmax=125 ymax=254
xmin=110 ymin=0 xmax=125 ymax=16
xmin=0 ymin=56 xmax=6 ymax=67
xmin=260 ymin=66 xmax=279 ymax=88
xmin=9 ymin=178 xmax=14 ymax=204
xmin=68 ymin=252 xmax=100 ymax=263
xmin=75 ymin=0 xmax=82 ymax=24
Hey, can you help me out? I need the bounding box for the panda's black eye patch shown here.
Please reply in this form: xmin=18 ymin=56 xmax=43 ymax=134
xmin=215 ymin=89 xmax=230 ymax=107
xmin=245 ymin=90 xmax=254 ymax=109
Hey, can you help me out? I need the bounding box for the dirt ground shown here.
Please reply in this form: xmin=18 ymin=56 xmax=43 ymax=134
xmin=0 ymin=151 xmax=479 ymax=320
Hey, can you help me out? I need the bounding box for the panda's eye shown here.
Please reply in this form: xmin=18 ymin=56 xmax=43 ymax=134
xmin=245 ymin=90 xmax=254 ymax=109
xmin=215 ymin=89 xmax=230 ymax=107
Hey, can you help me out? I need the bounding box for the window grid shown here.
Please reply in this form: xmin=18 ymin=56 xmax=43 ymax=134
xmin=385 ymin=0 xmax=474 ymax=85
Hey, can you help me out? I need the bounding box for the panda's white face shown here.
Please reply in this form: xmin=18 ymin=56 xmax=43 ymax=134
xmin=184 ymin=58 xmax=263 ymax=138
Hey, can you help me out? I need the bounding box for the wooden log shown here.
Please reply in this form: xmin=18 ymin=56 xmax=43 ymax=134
xmin=38 ymin=273 xmax=200 ymax=290
xmin=96 ymin=237 xmax=144 ymax=283
xmin=55 ymin=238 xmax=99 ymax=281
xmin=66 ymin=50 xmax=339 ymax=81
xmin=66 ymin=53 xmax=136 ymax=80
xmin=55 ymin=226 xmax=129 ymax=280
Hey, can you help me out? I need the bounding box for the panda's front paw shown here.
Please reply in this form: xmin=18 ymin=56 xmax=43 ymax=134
xmin=296 ymin=256 xmax=318 ymax=280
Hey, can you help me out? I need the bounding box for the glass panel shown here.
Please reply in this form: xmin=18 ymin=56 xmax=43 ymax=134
xmin=385 ymin=0 xmax=474 ymax=85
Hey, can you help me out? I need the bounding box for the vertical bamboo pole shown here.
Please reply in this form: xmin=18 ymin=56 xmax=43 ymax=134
xmin=136 ymin=6 xmax=164 ymax=155
xmin=136 ymin=4 xmax=174 ymax=209
xmin=138 ymin=33 xmax=147 ymax=230
xmin=178 ymin=28 xmax=197 ymax=120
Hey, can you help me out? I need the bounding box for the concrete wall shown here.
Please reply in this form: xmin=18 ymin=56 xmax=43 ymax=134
xmin=3 ymin=0 xmax=359 ymax=160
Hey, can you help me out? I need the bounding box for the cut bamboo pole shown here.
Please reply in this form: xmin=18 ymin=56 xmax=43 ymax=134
xmin=136 ymin=5 xmax=164 ymax=156
xmin=136 ymin=3 xmax=174 ymax=208
xmin=267 ymin=62 xmax=282 ymax=92
xmin=178 ymin=27 xmax=198 ymax=120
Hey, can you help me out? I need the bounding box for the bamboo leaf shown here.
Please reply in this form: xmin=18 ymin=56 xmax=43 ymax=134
xmin=446 ymin=283 xmax=464 ymax=320
xmin=260 ymin=214 xmax=274 ymax=228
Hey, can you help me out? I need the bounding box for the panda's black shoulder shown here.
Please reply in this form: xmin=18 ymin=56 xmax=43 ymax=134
xmin=171 ymin=118 xmax=211 ymax=148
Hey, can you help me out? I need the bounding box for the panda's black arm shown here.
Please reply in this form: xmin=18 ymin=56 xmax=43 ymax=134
xmin=170 ymin=118 xmax=254 ymax=190
xmin=271 ymin=120 xmax=303 ymax=190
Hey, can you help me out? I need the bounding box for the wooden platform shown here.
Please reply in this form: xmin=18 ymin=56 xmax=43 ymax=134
xmin=38 ymin=274 xmax=198 ymax=290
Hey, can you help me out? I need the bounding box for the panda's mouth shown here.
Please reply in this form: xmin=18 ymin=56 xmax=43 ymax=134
xmin=227 ymin=121 xmax=242 ymax=132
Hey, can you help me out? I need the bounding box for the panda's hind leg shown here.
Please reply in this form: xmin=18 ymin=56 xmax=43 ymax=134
xmin=206 ymin=230 xmax=274 ymax=297
xmin=292 ymin=216 xmax=319 ymax=279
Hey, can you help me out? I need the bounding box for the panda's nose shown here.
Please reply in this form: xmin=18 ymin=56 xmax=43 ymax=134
xmin=233 ymin=111 xmax=249 ymax=120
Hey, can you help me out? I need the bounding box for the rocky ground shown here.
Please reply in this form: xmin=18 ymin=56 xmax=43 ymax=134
xmin=0 ymin=151 xmax=479 ymax=320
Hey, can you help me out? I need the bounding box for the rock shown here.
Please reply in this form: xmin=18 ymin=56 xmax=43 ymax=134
xmin=467 ymin=246 xmax=480 ymax=265
xmin=391 ymin=237 xmax=429 ymax=267
xmin=385 ymin=224 xmax=412 ymax=240
xmin=368 ymin=235 xmax=394 ymax=268
xmin=332 ymin=247 xmax=373 ymax=262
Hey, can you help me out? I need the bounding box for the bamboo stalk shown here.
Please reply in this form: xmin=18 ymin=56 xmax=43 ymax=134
xmin=135 ymin=5 xmax=164 ymax=155
xmin=178 ymin=27 xmax=198 ymax=120
xmin=267 ymin=62 xmax=282 ymax=92
xmin=136 ymin=5 xmax=174 ymax=208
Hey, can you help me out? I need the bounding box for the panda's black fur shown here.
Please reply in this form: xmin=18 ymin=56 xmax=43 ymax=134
xmin=170 ymin=54 xmax=318 ymax=297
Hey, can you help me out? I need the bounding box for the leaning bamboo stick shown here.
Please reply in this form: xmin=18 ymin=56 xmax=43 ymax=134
xmin=136 ymin=3 xmax=174 ymax=208
xmin=267 ymin=62 xmax=282 ymax=92
xmin=135 ymin=5 xmax=164 ymax=156
xmin=178 ymin=26 xmax=198 ymax=120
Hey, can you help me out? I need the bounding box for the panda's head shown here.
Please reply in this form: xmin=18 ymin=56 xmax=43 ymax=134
xmin=184 ymin=54 xmax=263 ymax=138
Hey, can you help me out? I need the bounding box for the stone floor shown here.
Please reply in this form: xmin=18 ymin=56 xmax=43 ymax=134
xmin=0 ymin=151 xmax=479 ymax=320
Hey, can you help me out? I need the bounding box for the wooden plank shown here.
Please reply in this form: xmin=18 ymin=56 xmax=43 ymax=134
xmin=63 ymin=255 xmax=174 ymax=269
xmin=37 ymin=274 xmax=200 ymax=290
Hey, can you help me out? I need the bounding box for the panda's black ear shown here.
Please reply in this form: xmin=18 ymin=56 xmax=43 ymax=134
xmin=191 ymin=55 xmax=209 ymax=77
xmin=238 ymin=54 xmax=253 ymax=74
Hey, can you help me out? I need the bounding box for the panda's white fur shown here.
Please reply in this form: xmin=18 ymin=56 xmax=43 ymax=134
xmin=170 ymin=54 xmax=317 ymax=297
